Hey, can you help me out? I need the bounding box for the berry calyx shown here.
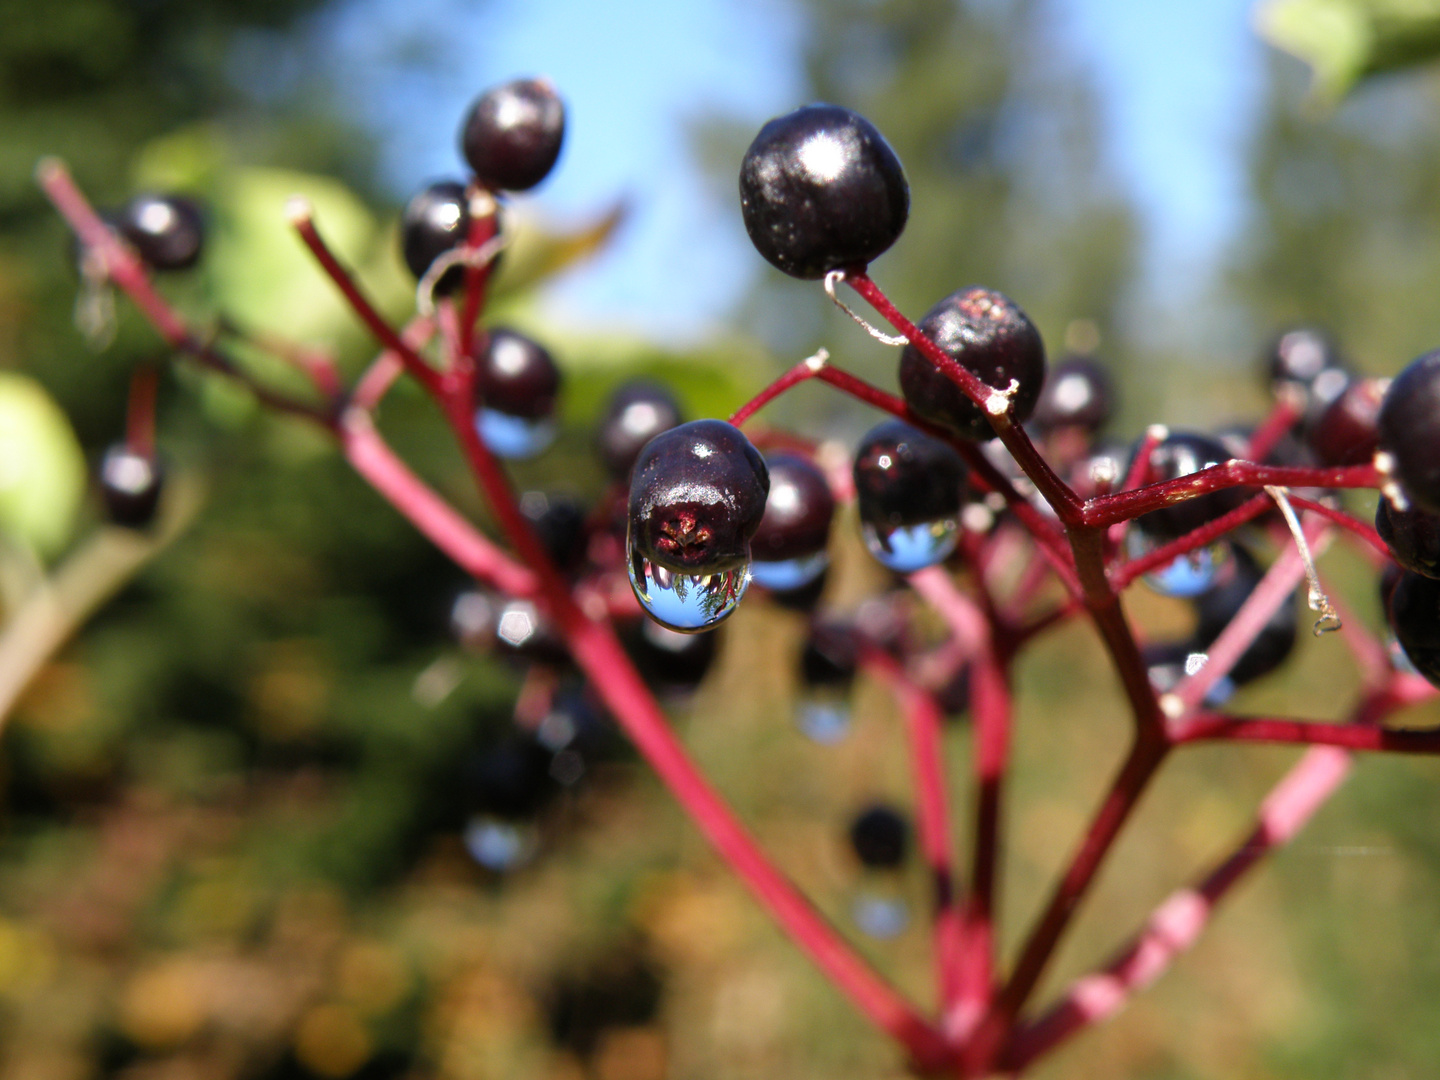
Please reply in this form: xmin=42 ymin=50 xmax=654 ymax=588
xmin=400 ymin=179 xmax=472 ymax=291
xmin=595 ymin=381 xmax=684 ymax=479
xmin=1130 ymin=431 xmax=1247 ymax=542
xmin=739 ymin=104 xmax=909 ymax=280
xmin=848 ymin=804 xmax=909 ymax=869
xmin=750 ymin=453 xmax=835 ymax=565
xmin=460 ymin=78 xmax=566 ymax=193
xmin=99 ymin=443 xmax=163 ymax=528
xmin=898 ymin=287 xmax=1046 ymax=440
xmin=1378 ymin=349 xmax=1440 ymax=514
xmin=116 ymin=194 xmax=204 ymax=271
xmin=627 ymin=420 xmax=769 ymax=574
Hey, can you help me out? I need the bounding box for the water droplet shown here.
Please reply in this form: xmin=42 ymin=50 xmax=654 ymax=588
xmin=1128 ymin=531 xmax=1229 ymax=598
xmin=475 ymin=408 xmax=555 ymax=459
xmin=462 ymin=815 xmax=537 ymax=872
xmin=796 ymin=697 xmax=851 ymax=743
xmin=628 ymin=548 xmax=749 ymax=632
xmin=852 ymin=893 xmax=909 ymax=938
xmin=751 ymin=551 xmax=829 ymax=591
xmin=860 ymin=519 xmax=958 ymax=573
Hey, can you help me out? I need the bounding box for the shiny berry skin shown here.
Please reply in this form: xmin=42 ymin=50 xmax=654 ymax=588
xmin=116 ymin=194 xmax=204 ymax=271
xmin=478 ymin=328 xmax=561 ymax=420
xmin=1387 ymin=569 xmax=1440 ymax=687
xmin=99 ymin=443 xmax=163 ymax=528
xmin=460 ymin=78 xmax=565 ymax=192
xmin=627 ymin=420 xmax=769 ymax=574
xmin=464 ymin=734 xmax=558 ymax=820
xmin=898 ymin=287 xmax=1046 ymax=440
xmin=400 ymin=180 xmax=471 ymax=291
xmin=750 ymin=453 xmax=835 ymax=564
xmin=1265 ymin=327 xmax=1348 ymax=395
xmin=739 ymin=104 xmax=909 ymax=280
xmin=1378 ymin=349 xmax=1440 ymax=514
xmin=1193 ymin=545 xmax=1297 ymax=685
xmin=1308 ymin=376 xmax=1387 ymax=467
xmin=1377 ymin=496 xmax=1440 ymax=579
xmin=853 ymin=420 xmax=967 ymax=529
xmin=595 ymin=381 xmax=684 ymax=479
xmin=1131 ymin=431 xmax=1247 ymax=542
xmin=801 ymin=622 xmax=858 ymax=688
xmin=623 ymin=618 xmax=716 ymax=693
xmin=519 ymin=491 xmax=588 ymax=573
xmin=848 ymin=804 xmax=909 ymax=869
xmin=1032 ymin=355 xmax=1114 ymax=434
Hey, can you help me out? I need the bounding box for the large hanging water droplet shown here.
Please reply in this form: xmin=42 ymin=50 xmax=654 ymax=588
xmin=1128 ymin=530 xmax=1230 ymax=598
xmin=751 ymin=550 xmax=829 ymax=591
xmin=860 ymin=518 xmax=958 ymax=573
xmin=475 ymin=407 xmax=556 ymax=459
xmin=628 ymin=547 xmax=750 ymax=632
xmin=462 ymin=814 xmax=538 ymax=872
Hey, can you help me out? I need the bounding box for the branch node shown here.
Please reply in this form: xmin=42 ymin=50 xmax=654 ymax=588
xmin=804 ymin=347 xmax=830 ymax=373
xmin=985 ymin=378 xmax=1021 ymax=417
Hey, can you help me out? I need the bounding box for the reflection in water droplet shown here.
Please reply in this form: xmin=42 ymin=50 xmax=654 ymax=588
xmin=796 ymin=697 xmax=850 ymax=743
xmin=628 ymin=548 xmax=750 ymax=632
xmin=1129 ymin=531 xmax=1229 ymax=598
xmin=475 ymin=408 xmax=556 ymax=459
xmin=852 ymin=893 xmax=909 ymax=939
xmin=751 ymin=551 xmax=829 ymax=591
xmin=462 ymin=815 xmax=538 ymax=871
xmin=860 ymin=519 xmax=958 ymax=573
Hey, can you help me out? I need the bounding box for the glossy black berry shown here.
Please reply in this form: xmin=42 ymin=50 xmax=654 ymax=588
xmin=460 ymin=78 xmax=565 ymax=192
xmin=99 ymin=443 xmax=163 ymax=528
xmin=1378 ymin=349 xmax=1440 ymax=514
xmin=116 ymin=194 xmax=205 ymax=271
xmin=750 ymin=453 xmax=835 ymax=564
xmin=801 ymin=622 xmax=858 ymax=688
xmin=898 ymin=287 xmax=1046 ymax=440
xmin=1032 ymin=355 xmax=1114 ymax=434
xmin=739 ymin=104 xmax=909 ymax=279
xmin=478 ymin=328 xmax=561 ymax=420
xmin=520 ymin=491 xmax=588 ymax=574
xmin=627 ymin=420 xmax=769 ymax=574
xmin=1387 ymin=569 xmax=1440 ymax=687
xmin=848 ymin=804 xmax=909 ymax=869
xmin=1131 ymin=431 xmax=1247 ymax=542
xmin=464 ymin=734 xmax=558 ymax=819
xmin=595 ymin=381 xmax=684 ymax=479
xmin=1377 ymin=496 xmax=1440 ymax=579
xmin=1309 ymin=376 xmax=1386 ymax=467
xmin=623 ymin=618 xmax=717 ymax=694
xmin=1193 ymin=545 xmax=1297 ymax=686
xmin=400 ymin=179 xmax=471 ymax=291
xmin=1264 ymin=327 xmax=1349 ymax=401
xmin=852 ymin=420 xmax=967 ymax=531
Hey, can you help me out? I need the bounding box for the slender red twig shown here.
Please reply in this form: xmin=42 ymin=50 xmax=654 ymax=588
xmin=350 ymin=318 xmax=435 ymax=413
xmin=1243 ymin=392 xmax=1302 ymax=463
xmin=1110 ymin=493 xmax=1272 ymax=591
xmin=730 ymin=351 xmax=828 ymax=428
xmin=1285 ymin=494 xmax=1387 ymax=557
xmin=125 ymin=364 xmax=159 ymax=459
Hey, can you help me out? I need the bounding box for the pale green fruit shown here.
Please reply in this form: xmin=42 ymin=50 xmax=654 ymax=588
xmin=0 ymin=374 xmax=86 ymax=557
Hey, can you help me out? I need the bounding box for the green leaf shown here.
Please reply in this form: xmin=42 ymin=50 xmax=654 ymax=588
xmin=488 ymin=200 xmax=629 ymax=302
xmin=0 ymin=373 xmax=86 ymax=558
xmin=1256 ymin=0 xmax=1440 ymax=101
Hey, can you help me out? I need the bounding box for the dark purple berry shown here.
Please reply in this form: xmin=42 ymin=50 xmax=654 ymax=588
xmin=1377 ymin=496 xmax=1440 ymax=579
xmin=116 ymin=194 xmax=205 ymax=271
xmin=848 ymin=804 xmax=909 ymax=869
xmin=595 ymin=381 xmax=684 ymax=479
xmin=1378 ymin=349 xmax=1440 ymax=514
xmin=460 ymin=78 xmax=565 ymax=193
xmin=1131 ymin=431 xmax=1247 ymax=542
xmin=739 ymin=104 xmax=909 ymax=280
xmin=623 ymin=618 xmax=717 ymax=694
xmin=1193 ymin=545 xmax=1297 ymax=686
xmin=1309 ymin=376 xmax=1386 ymax=467
xmin=1032 ymin=355 xmax=1114 ymax=434
xmin=627 ymin=420 xmax=769 ymax=574
xmin=767 ymin=567 xmax=829 ymax=611
xmin=478 ymin=328 xmax=561 ymax=420
xmin=520 ymin=491 xmax=588 ymax=574
xmin=750 ymin=453 xmax=835 ymax=564
xmin=401 ymin=179 xmax=471 ymax=291
xmin=464 ymin=734 xmax=558 ymax=819
xmin=898 ymin=287 xmax=1046 ymax=440
xmin=853 ymin=420 xmax=967 ymax=532
xmin=99 ymin=443 xmax=163 ymax=528
xmin=801 ymin=622 xmax=858 ymax=688
xmin=1264 ymin=327 xmax=1349 ymax=400
xmin=1386 ymin=569 xmax=1440 ymax=687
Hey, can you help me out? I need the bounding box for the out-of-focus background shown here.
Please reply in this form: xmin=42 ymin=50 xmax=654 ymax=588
xmin=4 ymin=0 xmax=1440 ymax=1077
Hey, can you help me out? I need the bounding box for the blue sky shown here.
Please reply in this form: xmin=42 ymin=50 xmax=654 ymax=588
xmin=314 ymin=0 xmax=1271 ymax=344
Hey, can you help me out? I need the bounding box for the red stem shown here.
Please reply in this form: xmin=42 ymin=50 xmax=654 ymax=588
xmin=125 ymin=364 xmax=159 ymax=459
xmin=457 ymin=191 xmax=498 ymax=362
xmin=1243 ymin=393 xmax=1302 ymax=463
xmin=1109 ymin=493 xmax=1272 ymax=591
xmin=1285 ymin=494 xmax=1386 ymax=557
xmin=729 ymin=354 xmax=825 ymax=428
